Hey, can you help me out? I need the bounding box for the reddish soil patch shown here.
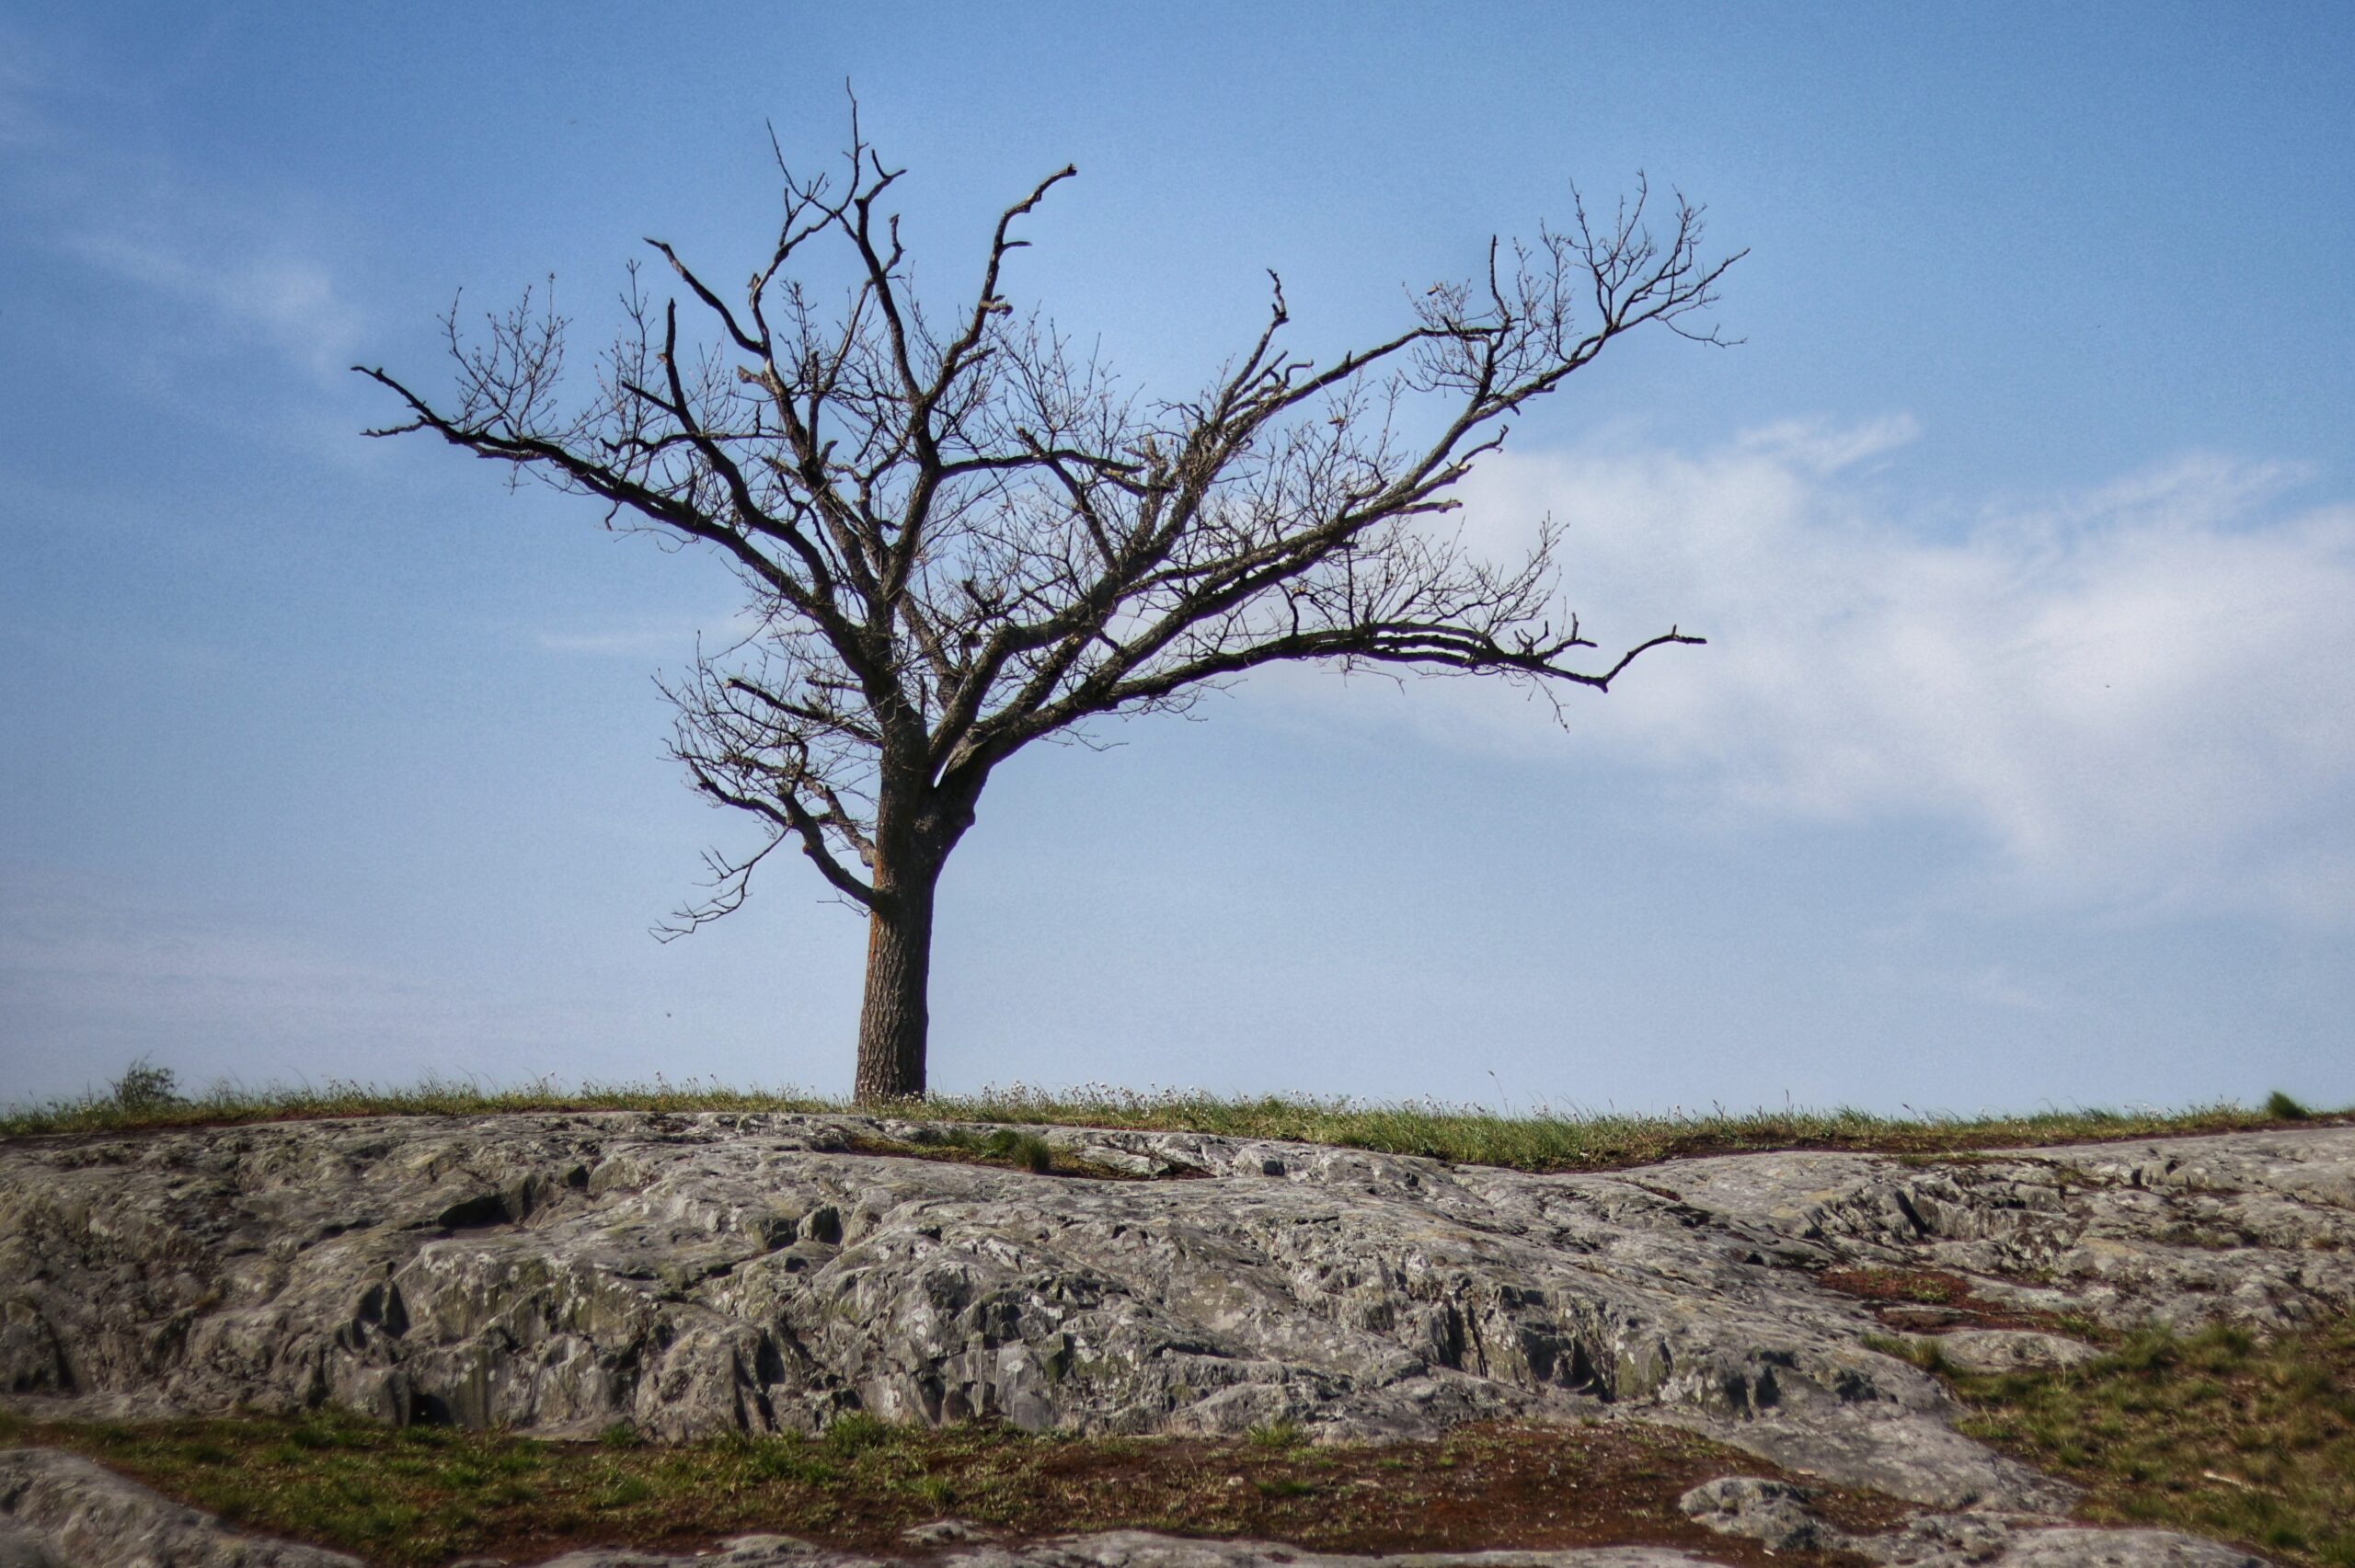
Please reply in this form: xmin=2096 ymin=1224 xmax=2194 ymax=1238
xmin=1815 ymin=1265 xmax=2090 ymax=1337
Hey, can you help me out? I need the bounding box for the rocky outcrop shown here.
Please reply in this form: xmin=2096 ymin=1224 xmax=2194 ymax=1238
xmin=1675 ymin=1476 xmax=2269 ymax=1566
xmin=1 ymin=1115 xmax=2347 ymax=1563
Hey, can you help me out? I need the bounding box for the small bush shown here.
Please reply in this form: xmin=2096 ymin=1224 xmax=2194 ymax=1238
xmin=109 ymin=1059 xmax=182 ymax=1110
xmin=1861 ymin=1333 xmax=1951 ymax=1375
xmin=595 ymin=1475 xmax=653 ymax=1509
xmin=980 ymin=1128 xmax=1057 ymax=1173
xmin=1246 ymin=1418 xmax=1306 ymax=1450
xmin=822 ymin=1411 xmax=898 ymax=1459
xmin=742 ymin=1438 xmax=835 ymax=1484
xmin=2265 ymin=1091 xmax=2314 ymax=1121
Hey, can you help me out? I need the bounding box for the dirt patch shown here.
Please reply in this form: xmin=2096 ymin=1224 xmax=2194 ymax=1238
xmin=1814 ymin=1265 xmax=2096 ymax=1337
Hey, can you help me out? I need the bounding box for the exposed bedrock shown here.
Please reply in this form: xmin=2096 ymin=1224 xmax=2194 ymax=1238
xmin=2 ymin=1115 xmax=2349 ymax=1518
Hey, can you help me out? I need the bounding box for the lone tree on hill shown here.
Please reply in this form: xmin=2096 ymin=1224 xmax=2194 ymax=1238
xmin=361 ymin=121 xmax=1738 ymax=1103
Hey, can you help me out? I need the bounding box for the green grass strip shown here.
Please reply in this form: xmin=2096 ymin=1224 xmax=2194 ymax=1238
xmin=2 ymin=1074 xmax=2343 ymax=1173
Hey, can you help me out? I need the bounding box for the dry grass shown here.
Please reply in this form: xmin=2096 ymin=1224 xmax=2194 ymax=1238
xmin=2 ymin=1074 xmax=2338 ymax=1174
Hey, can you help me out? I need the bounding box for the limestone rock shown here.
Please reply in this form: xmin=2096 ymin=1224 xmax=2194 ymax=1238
xmin=1857 ymin=1512 xmax=2270 ymax=1566
xmin=1678 ymin=1474 xmax=1835 ymax=1551
xmin=0 ymin=1446 xmax=366 ymax=1565
xmin=2 ymin=1115 xmax=2347 ymax=1552
xmin=1920 ymin=1330 xmax=2104 ymax=1375
xmin=1682 ymin=1479 xmax=2279 ymax=1568
xmin=0 ymin=1522 xmax=59 ymax=1568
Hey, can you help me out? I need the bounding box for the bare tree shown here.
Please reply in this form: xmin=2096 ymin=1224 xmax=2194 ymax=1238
xmin=359 ymin=119 xmax=1738 ymax=1103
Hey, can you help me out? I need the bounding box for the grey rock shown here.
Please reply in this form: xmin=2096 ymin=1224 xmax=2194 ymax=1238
xmin=1684 ymin=1494 xmax=2276 ymax=1568
xmin=1652 ymin=1135 xmax=2355 ymax=1336
xmin=903 ymin=1517 xmax=998 ymax=1545
xmin=922 ymin=1535 xmax=1716 ymax=1568
xmin=3 ymin=1116 xmax=2348 ymax=1529
xmin=537 ymin=1536 xmax=854 ymax=1568
xmin=1920 ymin=1330 xmax=2104 ymax=1375
xmin=1654 ymin=1401 xmax=2069 ymax=1513
xmin=0 ymin=1522 xmax=60 ymax=1568
xmin=1678 ymin=1474 xmax=1836 ymax=1551
xmin=1983 ymin=1530 xmax=2270 ymax=1567
xmin=1857 ymin=1511 xmax=2271 ymax=1566
xmin=0 ymin=1446 xmax=366 ymax=1566
xmin=2002 ymin=1530 xmax=2270 ymax=1566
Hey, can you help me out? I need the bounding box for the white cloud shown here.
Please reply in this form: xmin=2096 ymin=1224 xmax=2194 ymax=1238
xmin=63 ymin=228 xmax=362 ymax=378
xmin=1736 ymin=412 xmax=1922 ymax=474
xmin=1262 ymin=425 xmax=2355 ymax=922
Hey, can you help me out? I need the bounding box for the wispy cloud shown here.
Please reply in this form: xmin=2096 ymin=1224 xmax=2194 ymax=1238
xmin=62 ymin=228 xmax=362 ymax=378
xmin=0 ymin=26 xmax=362 ymax=382
xmin=1736 ymin=413 xmax=1922 ymax=474
xmin=1262 ymin=424 xmax=2355 ymax=923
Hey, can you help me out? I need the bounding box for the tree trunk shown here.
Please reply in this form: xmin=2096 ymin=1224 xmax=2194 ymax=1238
xmin=850 ymin=769 xmax=982 ymax=1104
xmin=853 ymin=865 xmax=938 ymax=1104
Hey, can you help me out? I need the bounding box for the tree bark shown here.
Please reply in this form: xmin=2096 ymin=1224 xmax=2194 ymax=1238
xmin=854 ymin=871 xmax=936 ymax=1103
xmin=850 ymin=769 xmax=982 ymax=1104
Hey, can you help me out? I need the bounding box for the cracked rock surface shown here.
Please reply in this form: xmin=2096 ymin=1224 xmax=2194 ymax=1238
xmin=1675 ymin=1476 xmax=2268 ymax=1566
xmin=2 ymin=1115 xmax=2349 ymax=1563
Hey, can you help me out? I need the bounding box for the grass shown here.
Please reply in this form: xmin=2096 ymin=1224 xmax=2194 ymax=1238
xmin=0 ymin=1409 xmax=1913 ymax=1567
xmin=1 ymin=1073 xmax=2341 ymax=1174
xmin=1921 ymin=1316 xmax=2355 ymax=1567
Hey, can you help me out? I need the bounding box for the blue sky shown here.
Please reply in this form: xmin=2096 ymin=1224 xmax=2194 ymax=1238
xmin=3 ymin=3 xmax=2349 ymax=1113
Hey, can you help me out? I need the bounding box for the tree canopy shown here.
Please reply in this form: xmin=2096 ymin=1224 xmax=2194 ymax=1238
xmin=361 ymin=116 xmax=1738 ymax=1099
